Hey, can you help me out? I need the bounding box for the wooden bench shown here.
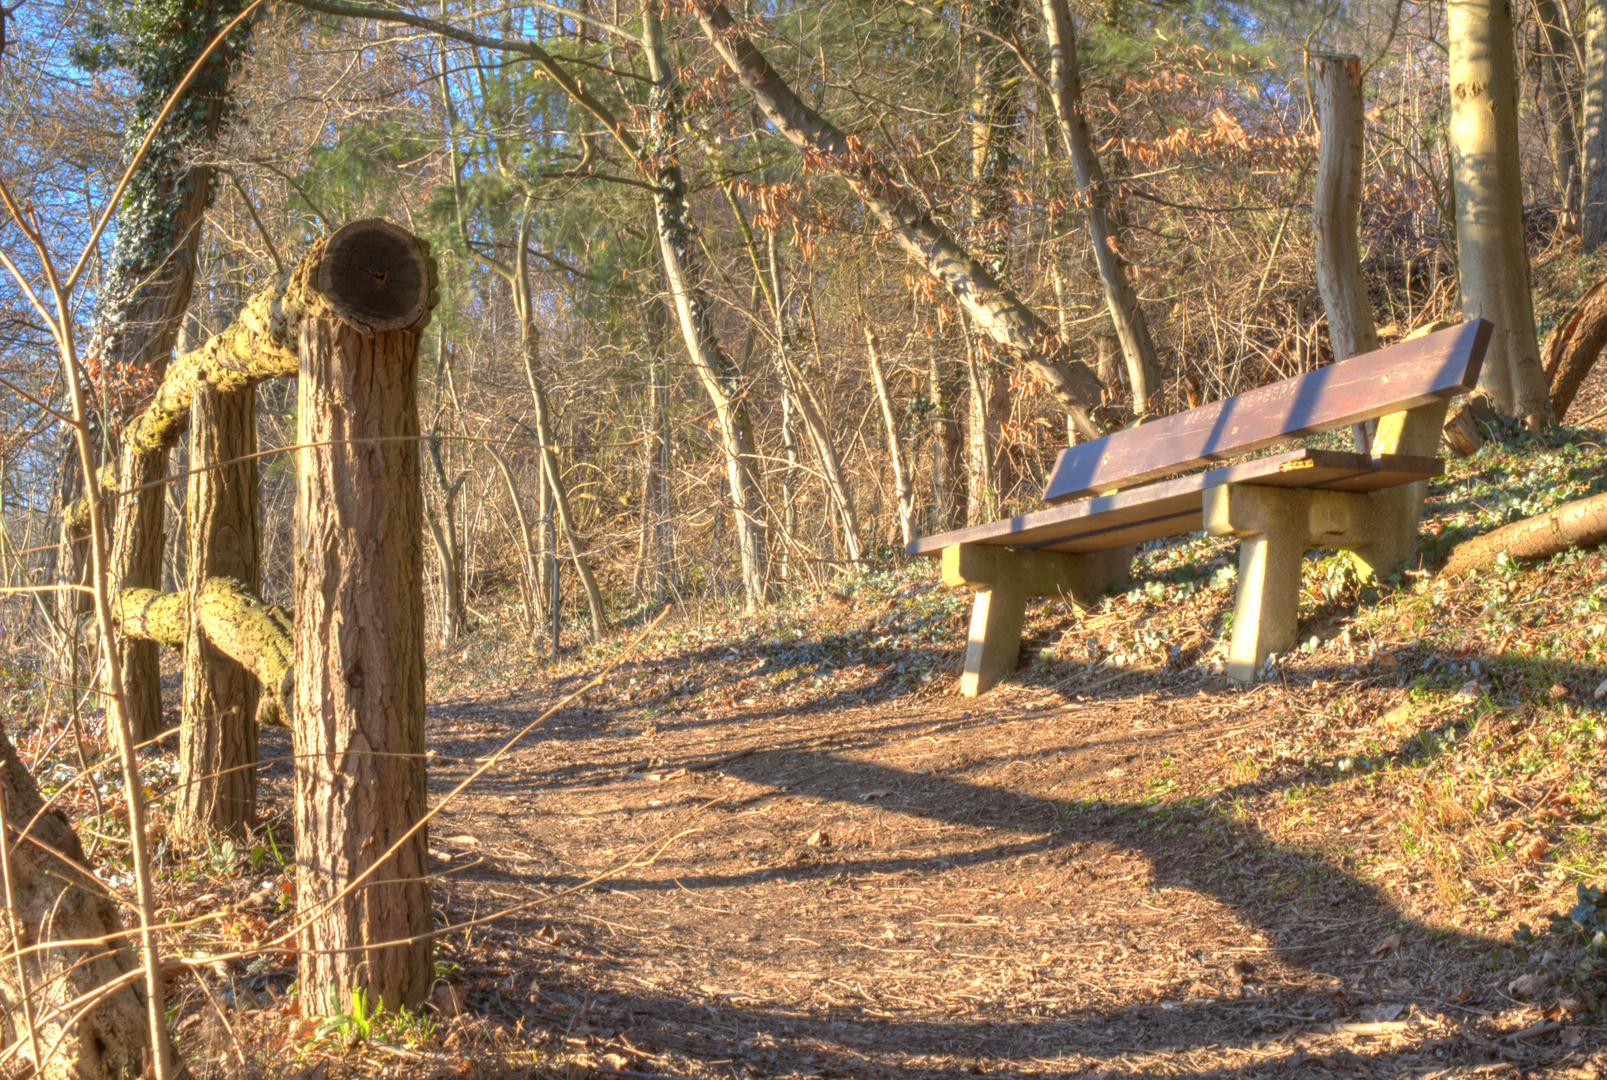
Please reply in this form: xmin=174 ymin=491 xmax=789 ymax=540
xmin=908 ymin=319 xmax=1492 ymax=694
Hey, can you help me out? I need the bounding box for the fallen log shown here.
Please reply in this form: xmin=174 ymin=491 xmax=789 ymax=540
xmin=0 ymin=728 xmax=182 ymax=1080
xmin=114 ymin=578 xmax=294 ymax=728
xmin=1441 ymin=489 xmax=1607 ymax=576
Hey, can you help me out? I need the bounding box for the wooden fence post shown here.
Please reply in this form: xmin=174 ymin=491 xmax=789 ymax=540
xmin=292 ymin=219 xmax=436 ymax=1014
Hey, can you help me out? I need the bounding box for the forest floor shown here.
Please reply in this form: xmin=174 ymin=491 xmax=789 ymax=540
xmin=20 ymin=368 xmax=1607 ymax=1079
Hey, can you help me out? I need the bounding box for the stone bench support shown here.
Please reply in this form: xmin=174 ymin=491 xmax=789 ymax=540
xmin=942 ymin=543 xmax=1134 ymax=696
xmin=1204 ymin=399 xmax=1448 ymax=684
xmin=1204 ymin=480 xmax=1414 ymax=684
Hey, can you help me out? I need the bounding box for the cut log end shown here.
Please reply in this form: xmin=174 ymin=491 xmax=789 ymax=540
xmin=316 ymin=219 xmax=432 ymax=333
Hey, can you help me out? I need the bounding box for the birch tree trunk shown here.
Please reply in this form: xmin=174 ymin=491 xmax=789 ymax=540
xmin=1448 ymin=0 xmax=1552 ymax=422
xmin=865 ymin=329 xmax=915 ymax=546
xmin=176 ymin=383 xmax=259 ymax=840
xmin=292 ymin=219 xmax=432 ymax=1015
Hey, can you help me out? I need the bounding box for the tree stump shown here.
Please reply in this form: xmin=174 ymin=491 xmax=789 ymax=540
xmin=292 ymin=219 xmax=434 ymax=1014
xmin=177 ymin=382 xmax=259 ymax=840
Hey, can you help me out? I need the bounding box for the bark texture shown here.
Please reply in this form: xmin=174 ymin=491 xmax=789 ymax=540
xmin=1040 ymin=0 xmax=1161 ymax=414
xmin=1442 ymin=490 xmax=1607 ymax=575
xmin=1311 ymin=54 xmax=1381 ymax=452
xmin=113 ymin=588 xmax=188 ymax=651
xmin=293 ymin=221 xmax=432 ymax=1016
xmin=691 ymin=1 xmax=1106 ymax=438
xmin=1448 ymin=0 xmax=1551 ymax=419
xmin=100 ymin=78 xmax=231 ymax=746
xmin=1312 ymin=56 xmax=1380 ymax=363
xmin=1582 ymin=0 xmax=1607 ymax=251
xmin=67 ymin=242 xmax=367 ymax=530
xmin=0 ymin=727 xmax=170 ymax=1080
xmin=1541 ymin=277 xmax=1607 ymax=421
xmin=177 ymin=383 xmax=259 ymax=840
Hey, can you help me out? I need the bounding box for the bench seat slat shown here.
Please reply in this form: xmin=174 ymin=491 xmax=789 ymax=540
xmin=907 ymin=449 xmax=1440 ymax=556
xmin=1040 ymin=319 xmax=1488 ymax=504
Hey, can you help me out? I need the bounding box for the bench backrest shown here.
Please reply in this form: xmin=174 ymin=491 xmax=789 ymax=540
xmin=1041 ymin=319 xmax=1491 ymax=505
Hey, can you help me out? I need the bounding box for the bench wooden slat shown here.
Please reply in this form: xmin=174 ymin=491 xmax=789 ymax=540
xmin=1040 ymin=319 xmax=1489 ymax=504
xmin=907 ymin=449 xmax=1441 ymax=556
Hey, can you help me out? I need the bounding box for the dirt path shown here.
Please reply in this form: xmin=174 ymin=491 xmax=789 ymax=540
xmin=417 ymin=671 xmax=1585 ymax=1079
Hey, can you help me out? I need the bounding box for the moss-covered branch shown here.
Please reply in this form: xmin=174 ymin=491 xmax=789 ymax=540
xmin=69 ymin=229 xmax=441 ymax=522
xmin=113 ymin=587 xmax=188 ymax=647
xmin=114 ymin=577 xmax=294 ymax=727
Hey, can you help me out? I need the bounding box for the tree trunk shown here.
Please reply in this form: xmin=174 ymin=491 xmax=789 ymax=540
xmin=1442 ymin=489 xmax=1607 ymax=575
xmin=54 ymin=439 xmax=93 ymax=722
xmin=68 ymin=234 xmax=364 ymax=631
xmin=645 ymin=4 xmax=770 ymax=609
xmin=1536 ymin=0 xmax=1581 ymax=228
xmin=292 ymin=219 xmax=432 ymax=1016
xmin=0 ymin=727 xmax=178 ymax=1080
xmin=1582 ymin=0 xmax=1607 ymax=250
xmin=691 ymin=0 xmax=1106 ymax=439
xmin=109 ymin=447 xmax=169 ymax=744
xmin=423 ymin=435 xmax=468 ymax=643
xmin=1039 ymin=0 xmax=1162 ymax=415
xmin=865 ymin=329 xmax=915 ymax=546
xmin=176 ymin=383 xmax=259 ymax=841
xmin=762 ymin=230 xmax=864 ymax=562
xmin=929 ymin=351 xmax=965 ymax=531
xmin=1311 ymin=54 xmax=1382 ymax=452
xmin=517 ymin=311 xmax=607 ymax=641
xmin=1542 ymin=276 xmax=1607 ymax=420
xmin=484 ymin=443 xmax=543 ymax=632
xmin=970 ymin=0 xmax=1023 ymax=279
xmin=718 ymin=182 xmax=864 ymax=566
xmin=100 ymin=43 xmax=240 ymax=747
xmin=633 ymin=298 xmax=670 ymax=601
xmin=965 ymin=333 xmax=999 ymax=525
xmin=1448 ymin=0 xmax=1551 ymax=421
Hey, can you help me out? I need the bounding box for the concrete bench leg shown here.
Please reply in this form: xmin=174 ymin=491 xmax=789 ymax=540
xmin=1215 ymin=494 xmax=1307 ymax=684
xmin=1206 ymin=483 xmax=1379 ymax=684
xmin=1350 ymin=399 xmax=1449 ymax=582
xmin=942 ymin=543 xmax=1134 ymax=697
